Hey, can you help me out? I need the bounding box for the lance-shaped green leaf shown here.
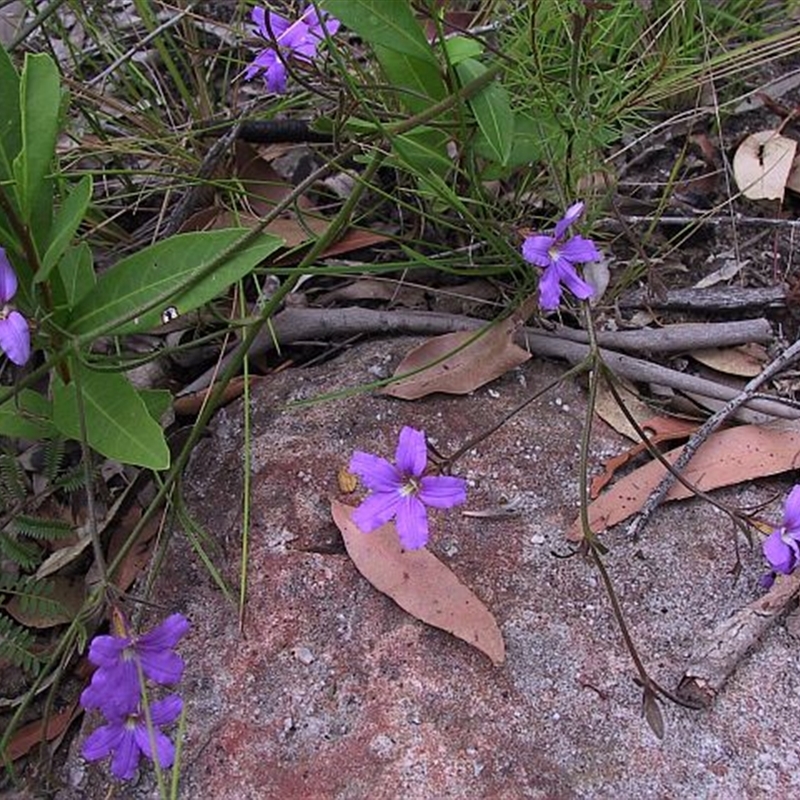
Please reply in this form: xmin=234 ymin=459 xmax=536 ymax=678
xmin=39 ymin=175 xmax=92 ymax=282
xmin=68 ymin=229 xmax=283 ymax=337
xmin=52 ymin=363 xmax=170 ymax=470
xmin=324 ymin=0 xmax=436 ymax=63
xmin=324 ymin=1 xmax=446 ymax=114
xmin=0 ymin=45 xmax=21 ymax=184
xmin=12 ymin=53 xmax=60 ymax=243
xmin=456 ymin=57 xmax=513 ymax=167
xmin=0 ymin=390 xmax=55 ymax=439
xmin=55 ymin=242 xmax=95 ymax=312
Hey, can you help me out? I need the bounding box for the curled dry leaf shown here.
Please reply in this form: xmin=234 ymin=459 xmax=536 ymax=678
xmin=689 ymin=343 xmax=767 ymax=378
xmin=568 ymin=420 xmax=800 ymax=541
xmin=382 ymin=316 xmax=530 ymax=400
xmin=732 ymin=130 xmax=796 ymax=201
xmin=331 ymin=500 xmax=505 ymax=666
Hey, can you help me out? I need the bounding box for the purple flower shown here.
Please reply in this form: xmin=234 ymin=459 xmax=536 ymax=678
xmin=82 ymin=695 xmax=182 ymax=781
xmin=349 ymin=426 xmax=467 ymax=550
xmin=0 ymin=247 xmax=30 ymax=366
xmin=521 ymin=201 xmax=601 ymax=311
xmin=244 ymin=5 xmax=340 ymax=94
xmin=762 ymin=485 xmax=800 ymax=586
xmin=80 ymin=613 xmax=190 ymax=715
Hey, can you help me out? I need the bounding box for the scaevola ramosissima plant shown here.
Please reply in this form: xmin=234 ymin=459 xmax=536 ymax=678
xmin=349 ymin=426 xmax=467 ymax=550
xmin=244 ymin=4 xmax=340 ymax=93
xmin=521 ymin=202 xmax=601 ymax=311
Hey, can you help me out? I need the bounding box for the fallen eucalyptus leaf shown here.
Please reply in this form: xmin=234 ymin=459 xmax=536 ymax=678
xmin=331 ymin=500 xmax=505 ymax=665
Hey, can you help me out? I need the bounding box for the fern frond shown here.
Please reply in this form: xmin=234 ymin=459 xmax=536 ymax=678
xmin=3 ymin=576 xmax=68 ymax=621
xmin=0 ymin=533 xmax=41 ymax=571
xmin=43 ymin=437 xmax=67 ymax=485
xmin=0 ymin=454 xmax=27 ymax=507
xmin=52 ymin=463 xmax=88 ymax=494
xmin=0 ymin=614 xmax=42 ymax=676
xmin=11 ymin=515 xmax=74 ymax=541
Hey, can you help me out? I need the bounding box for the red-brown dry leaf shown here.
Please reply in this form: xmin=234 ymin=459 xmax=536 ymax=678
xmin=590 ymin=416 xmax=698 ymax=498
xmin=331 ymin=500 xmax=505 ymax=665
xmin=382 ymin=317 xmax=530 ymax=400
xmin=568 ymin=420 xmax=800 ymax=541
xmin=6 ymin=699 xmax=80 ymax=761
xmin=689 ymin=344 xmax=767 ymax=378
xmin=6 ymin=575 xmax=85 ymax=628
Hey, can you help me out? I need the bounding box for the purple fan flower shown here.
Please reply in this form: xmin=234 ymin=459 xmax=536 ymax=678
xmin=80 ymin=613 xmax=190 ymax=715
xmin=521 ymin=201 xmax=601 ymax=311
xmin=349 ymin=426 xmax=467 ymax=550
xmin=0 ymin=247 xmax=30 ymax=366
xmin=762 ymin=485 xmax=800 ymax=587
xmin=82 ymin=695 xmax=182 ymax=781
xmin=244 ymin=5 xmax=340 ymax=94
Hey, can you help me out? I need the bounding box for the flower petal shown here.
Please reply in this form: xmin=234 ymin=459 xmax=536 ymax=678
xmin=349 ymin=452 xmax=401 ymax=493
xmin=538 ymin=264 xmax=563 ymax=311
xmin=0 ymin=312 xmax=30 ymax=366
xmin=243 ymin=49 xmax=277 ymax=82
xmin=351 ymin=491 xmax=401 ymax=533
xmin=83 ymin=721 xmax=125 ymax=761
xmin=134 ymin=724 xmax=176 ymax=768
xmin=783 ymin=484 xmax=800 ymax=535
xmin=0 ymin=248 xmax=17 ymax=302
xmin=395 ymin=495 xmax=429 ymax=549
xmin=553 ymin=201 xmax=584 ymax=240
xmin=88 ymin=634 xmax=129 ymax=666
xmin=521 ymin=235 xmax=555 ymax=268
xmin=150 ymin=694 xmax=183 ymax=726
xmin=140 ymin=650 xmax=184 ymax=685
xmin=138 ymin=613 xmax=190 ymax=652
xmin=395 ymin=426 xmax=427 ymax=478
xmin=418 ymin=475 xmax=467 ymax=509
xmin=110 ymin=729 xmax=141 ymax=780
xmin=554 ymin=258 xmax=594 ymax=301
xmin=559 ymin=234 xmax=601 ymax=265
xmin=265 ymin=59 xmax=288 ymax=94
xmin=80 ymin=664 xmax=140 ymax=714
xmin=763 ymin=530 xmax=797 ymax=574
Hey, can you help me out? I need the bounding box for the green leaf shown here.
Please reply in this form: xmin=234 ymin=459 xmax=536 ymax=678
xmin=139 ymin=388 xmax=172 ymax=424
xmin=0 ymin=389 xmax=55 ymax=439
xmin=12 ymin=53 xmax=60 ymax=241
xmin=52 ymin=363 xmax=170 ymax=470
xmin=39 ymin=175 xmax=92 ymax=281
xmin=444 ymin=36 xmax=484 ymax=65
xmin=56 ymin=242 xmax=95 ymax=311
xmin=324 ymin=0 xmax=437 ymax=63
xmin=392 ymin=126 xmax=452 ymax=178
xmin=456 ymin=58 xmax=513 ymax=166
xmin=373 ymin=45 xmax=446 ymax=113
xmin=0 ymin=45 xmax=21 ymax=184
xmin=68 ymin=230 xmax=283 ymax=337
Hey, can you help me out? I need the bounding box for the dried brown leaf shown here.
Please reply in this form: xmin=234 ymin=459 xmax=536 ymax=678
xmin=733 ymin=130 xmax=796 ymax=201
xmin=568 ymin=420 xmax=800 ymax=541
xmin=5 ymin=576 xmax=85 ymax=628
xmin=382 ymin=317 xmax=530 ymax=400
xmin=331 ymin=500 xmax=505 ymax=665
xmin=690 ymin=344 xmax=767 ymax=378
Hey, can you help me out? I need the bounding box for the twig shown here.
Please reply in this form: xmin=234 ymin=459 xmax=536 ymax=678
xmin=625 ymin=337 xmax=800 ymax=540
xmin=177 ymin=309 xmax=794 ymax=421
xmin=618 ymin=285 xmax=786 ymax=312
xmin=676 ymin=569 xmax=800 ymax=708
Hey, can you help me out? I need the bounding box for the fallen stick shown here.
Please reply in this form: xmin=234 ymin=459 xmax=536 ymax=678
xmin=178 ymin=309 xmax=791 ymax=420
xmin=625 ymin=337 xmax=800 ymax=539
xmin=676 ymin=570 xmax=800 ymax=708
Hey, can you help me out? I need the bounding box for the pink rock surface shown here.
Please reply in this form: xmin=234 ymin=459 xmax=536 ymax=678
xmin=64 ymin=338 xmax=800 ymax=798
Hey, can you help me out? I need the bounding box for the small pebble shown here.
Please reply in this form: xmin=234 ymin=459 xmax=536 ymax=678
xmin=294 ymin=646 xmax=315 ymax=665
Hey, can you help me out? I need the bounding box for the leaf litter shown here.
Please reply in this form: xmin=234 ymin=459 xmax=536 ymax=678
xmin=331 ymin=500 xmax=505 ymax=666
